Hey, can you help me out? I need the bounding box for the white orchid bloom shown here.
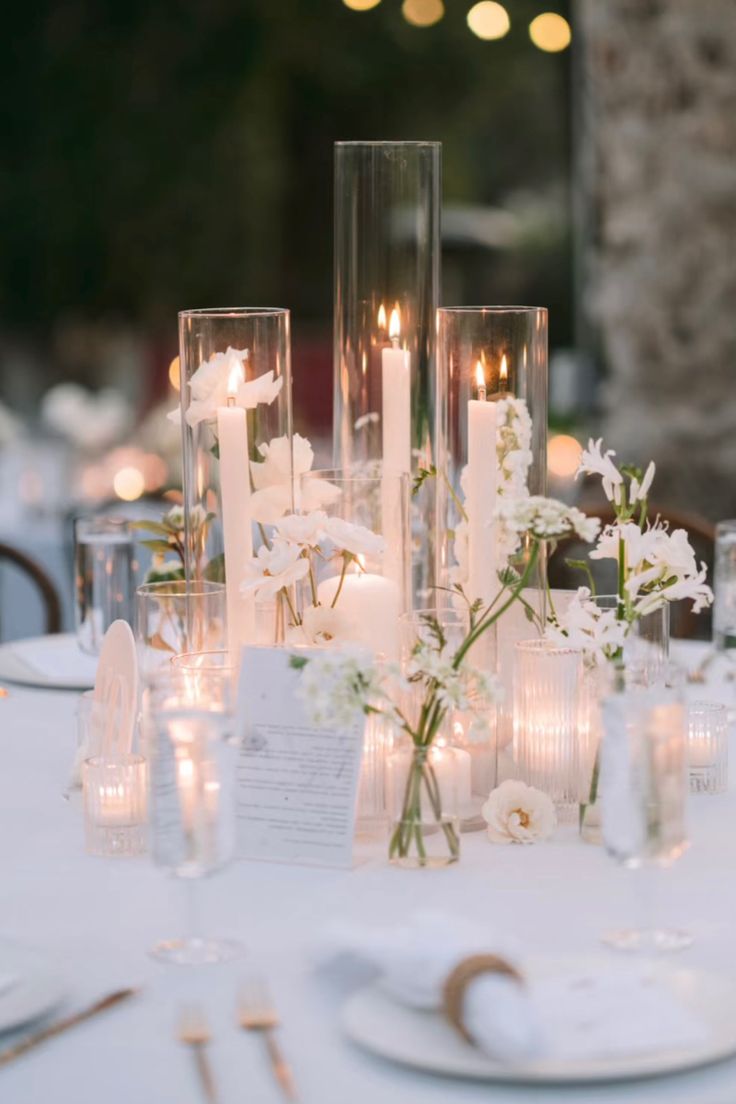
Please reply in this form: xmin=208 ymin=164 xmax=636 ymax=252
xmin=577 ymin=437 xmax=623 ymax=502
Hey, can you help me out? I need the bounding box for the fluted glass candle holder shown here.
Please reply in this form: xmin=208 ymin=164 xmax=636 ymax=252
xmin=513 ymin=639 xmax=584 ymax=823
xmin=294 ymin=470 xmax=410 ymax=661
xmin=178 ymin=308 xmax=292 ymax=661
xmin=333 ymin=141 xmax=440 ymax=607
xmin=688 ymin=701 xmax=728 ymax=794
xmin=83 ymin=755 xmax=147 ymax=857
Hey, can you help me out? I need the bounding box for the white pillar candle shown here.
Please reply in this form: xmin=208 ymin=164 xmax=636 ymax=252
xmin=467 ymin=359 xmax=498 ymax=606
xmin=381 ymin=306 xmax=411 ymax=592
xmin=216 ymin=355 xmax=255 ymax=663
xmin=317 ymin=571 xmax=401 ymax=660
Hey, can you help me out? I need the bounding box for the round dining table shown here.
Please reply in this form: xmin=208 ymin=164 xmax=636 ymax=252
xmin=1 ymin=640 xmax=735 ymax=1104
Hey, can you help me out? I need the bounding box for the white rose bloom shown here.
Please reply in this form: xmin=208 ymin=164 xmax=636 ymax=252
xmin=301 ymin=604 xmax=352 ymax=646
xmin=323 ymin=517 xmax=386 ymax=558
xmin=240 ymin=540 xmax=310 ymax=599
xmin=482 ymin=780 xmax=556 ymax=844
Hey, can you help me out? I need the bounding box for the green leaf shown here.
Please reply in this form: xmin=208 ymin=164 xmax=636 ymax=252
xmin=289 ymin=655 xmax=308 ymax=671
xmin=412 ymin=465 xmax=437 ymax=497
xmin=140 ymin=539 xmax=176 ymax=555
xmin=130 ymin=520 xmax=172 ymax=537
xmin=204 ymin=553 xmax=226 ymax=582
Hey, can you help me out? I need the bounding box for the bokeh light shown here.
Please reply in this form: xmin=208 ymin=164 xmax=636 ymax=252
xmin=402 ymin=0 xmax=445 ymax=28
xmin=113 ymin=466 xmax=146 ymax=501
xmin=168 ymin=356 xmax=180 ymax=391
xmin=548 ymin=433 xmax=582 ymax=478
xmin=466 ymin=2 xmax=510 ymax=41
xmin=342 ymin=0 xmax=382 ymax=9
xmin=529 ymin=12 xmax=572 ymax=52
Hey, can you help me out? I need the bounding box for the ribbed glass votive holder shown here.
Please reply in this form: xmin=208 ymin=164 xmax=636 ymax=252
xmin=83 ymin=755 xmax=147 ymax=857
xmin=513 ymin=639 xmax=584 ymax=823
xmin=688 ymin=701 xmax=728 ymax=795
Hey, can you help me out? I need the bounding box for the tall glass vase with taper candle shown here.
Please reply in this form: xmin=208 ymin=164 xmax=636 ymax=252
xmin=176 ymin=308 xmax=292 ymax=663
xmin=333 ymin=141 xmax=440 ymax=607
xmin=292 ymin=498 xmax=596 ymax=867
xmin=434 ymin=307 xmax=549 ymax=752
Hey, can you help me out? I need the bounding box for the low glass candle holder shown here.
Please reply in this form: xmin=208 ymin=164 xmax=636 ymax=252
xmin=135 ymin=580 xmax=226 ymax=676
xmin=296 ymin=470 xmax=410 ymax=661
xmin=83 ymin=755 xmax=147 ymax=857
xmin=688 ymin=701 xmax=728 ymax=795
xmin=513 ymin=639 xmax=585 ymax=824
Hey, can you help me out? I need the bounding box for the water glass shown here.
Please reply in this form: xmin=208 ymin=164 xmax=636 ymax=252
xmin=74 ymin=516 xmax=135 ymax=654
xmin=600 ymin=685 xmax=690 ymax=951
xmin=135 ymin=580 xmax=226 ymax=677
xmin=714 ymin=521 xmax=736 ymax=651
xmin=688 ymin=701 xmax=728 ymax=795
xmin=142 ymin=669 xmax=241 ymax=964
xmin=83 ymin=755 xmax=147 ymax=857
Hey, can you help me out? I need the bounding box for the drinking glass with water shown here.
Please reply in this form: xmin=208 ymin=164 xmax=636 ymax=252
xmin=74 ymin=515 xmax=135 ymax=654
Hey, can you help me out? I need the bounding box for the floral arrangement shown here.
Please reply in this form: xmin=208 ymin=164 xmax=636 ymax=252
xmin=294 ymin=496 xmax=596 ymax=865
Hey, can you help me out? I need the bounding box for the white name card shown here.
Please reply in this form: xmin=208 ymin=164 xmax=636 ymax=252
xmin=234 ymin=647 xmax=364 ymax=868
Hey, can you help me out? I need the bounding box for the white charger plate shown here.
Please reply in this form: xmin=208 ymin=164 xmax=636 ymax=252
xmin=0 ymin=634 xmax=97 ymax=691
xmin=342 ymin=958 xmax=736 ymax=1085
xmin=0 ymin=944 xmax=66 ymax=1035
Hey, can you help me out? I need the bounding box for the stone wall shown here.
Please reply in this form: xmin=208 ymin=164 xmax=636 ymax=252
xmin=576 ymin=0 xmax=736 ymax=520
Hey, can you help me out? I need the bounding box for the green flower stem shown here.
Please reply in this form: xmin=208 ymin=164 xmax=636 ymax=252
xmin=330 ymin=553 xmax=351 ymax=609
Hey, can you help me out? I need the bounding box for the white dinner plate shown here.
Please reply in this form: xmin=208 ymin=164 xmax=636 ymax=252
xmin=342 ymin=958 xmax=736 ymax=1085
xmin=0 ymin=634 xmax=98 ymax=690
xmin=0 ymin=944 xmax=66 ymax=1035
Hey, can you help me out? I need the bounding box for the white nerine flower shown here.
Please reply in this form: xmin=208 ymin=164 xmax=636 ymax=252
xmin=323 ymin=517 xmax=386 ymax=558
xmin=482 ymin=780 xmax=556 ymax=844
xmin=629 ymin=461 xmax=655 ymax=504
xmin=275 ymin=511 xmax=329 ymax=548
xmin=241 ymin=540 xmax=310 ymax=599
xmin=496 ymin=496 xmax=600 ymax=543
xmin=577 ymin=437 xmax=623 ymax=502
xmin=546 ymin=587 xmax=627 ymax=663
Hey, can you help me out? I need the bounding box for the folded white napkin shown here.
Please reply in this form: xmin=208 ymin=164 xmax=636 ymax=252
xmin=13 ymin=637 xmax=98 ymax=683
xmin=317 ymin=912 xmax=707 ymax=1063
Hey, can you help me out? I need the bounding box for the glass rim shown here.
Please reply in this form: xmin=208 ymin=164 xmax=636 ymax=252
xmin=83 ymin=753 xmax=146 ymax=769
xmin=438 ymin=305 xmax=547 ymax=316
xmin=688 ymin=700 xmax=728 ymax=715
xmin=73 ymin=514 xmax=130 ymax=528
xmin=515 ymin=637 xmax=583 ymax=657
xmin=400 ymin=608 xmax=469 ymax=623
xmin=334 ymin=140 xmax=441 ymax=149
xmin=170 ymin=649 xmax=234 ymax=671
xmin=305 ymin=468 xmax=409 ymax=485
xmin=178 ymin=307 xmax=289 ymax=320
xmin=136 ymin=579 xmax=225 ymax=598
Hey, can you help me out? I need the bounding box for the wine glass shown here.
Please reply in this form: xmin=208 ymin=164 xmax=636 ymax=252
xmin=142 ymin=668 xmax=243 ymax=964
xmin=599 ymin=677 xmax=691 ymax=952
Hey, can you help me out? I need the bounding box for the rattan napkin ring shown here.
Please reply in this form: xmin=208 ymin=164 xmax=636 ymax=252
xmin=443 ymin=954 xmax=524 ymax=1045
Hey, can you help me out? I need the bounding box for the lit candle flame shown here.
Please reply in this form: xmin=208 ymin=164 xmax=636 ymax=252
xmin=227 ymin=359 xmax=244 ymax=399
xmin=389 ymin=306 xmax=401 ymax=342
xmin=377 ymin=303 xmax=387 ymax=330
xmin=500 ymin=354 xmax=508 ymax=385
xmin=475 ymin=359 xmax=486 ymax=393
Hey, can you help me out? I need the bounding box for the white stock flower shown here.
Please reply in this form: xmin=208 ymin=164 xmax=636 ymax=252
xmin=482 ymin=780 xmax=556 ymax=844
xmin=577 ymin=438 xmax=623 ymax=502
xmin=275 ymin=511 xmax=328 ymax=547
xmin=241 ymin=540 xmax=309 ymax=599
xmin=496 ymin=496 xmax=600 ymax=543
xmin=294 ymin=647 xmax=390 ymax=729
xmin=323 ymin=517 xmax=386 ymax=558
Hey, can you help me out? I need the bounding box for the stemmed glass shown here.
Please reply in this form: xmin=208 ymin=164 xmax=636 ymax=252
xmin=142 ymin=667 xmax=243 ymax=964
xmin=599 ymin=677 xmax=691 ymax=952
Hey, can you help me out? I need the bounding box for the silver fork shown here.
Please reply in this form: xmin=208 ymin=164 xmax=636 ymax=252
xmin=177 ymin=1003 xmax=219 ymax=1104
xmin=237 ymin=977 xmax=297 ymax=1100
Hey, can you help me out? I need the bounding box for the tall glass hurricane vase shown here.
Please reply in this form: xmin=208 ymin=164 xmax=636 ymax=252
xmin=178 ymin=308 xmax=292 ymax=663
xmin=333 ymin=142 xmax=440 ymax=607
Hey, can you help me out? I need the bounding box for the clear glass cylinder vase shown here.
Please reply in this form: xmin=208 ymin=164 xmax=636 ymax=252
xmin=333 ymin=141 xmax=441 ymax=608
xmin=178 ymin=308 xmax=292 ymax=661
xmin=387 ymin=736 xmax=461 ymax=868
xmin=513 ymin=639 xmax=585 ymax=823
xmin=294 ymin=469 xmax=410 ymax=661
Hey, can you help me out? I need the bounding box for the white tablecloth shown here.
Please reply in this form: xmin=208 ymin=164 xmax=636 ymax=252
xmin=1 ymin=643 xmax=735 ymax=1104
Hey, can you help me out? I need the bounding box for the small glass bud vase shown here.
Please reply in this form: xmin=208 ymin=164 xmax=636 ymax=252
xmin=386 ymin=735 xmax=461 ymax=868
xmin=333 ymin=141 xmax=441 ymax=607
xmin=178 ymin=307 xmax=292 ymax=661
xmin=513 ymin=639 xmax=585 ymax=824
